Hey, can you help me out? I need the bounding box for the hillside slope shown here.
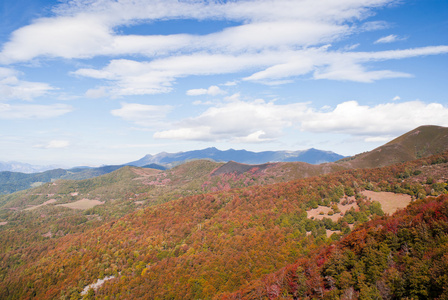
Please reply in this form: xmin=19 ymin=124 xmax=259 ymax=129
xmin=339 ymin=125 xmax=448 ymax=169
xmin=0 ymin=168 xmax=68 ymax=194
xmin=224 ymin=193 xmax=448 ymax=299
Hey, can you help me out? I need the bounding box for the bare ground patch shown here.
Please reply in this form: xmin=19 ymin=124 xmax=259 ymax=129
xmin=0 ymin=221 xmax=8 ymax=226
xmin=131 ymin=167 xmax=161 ymax=177
xmin=306 ymin=198 xmax=359 ymax=221
xmin=361 ymin=190 xmax=412 ymax=214
xmin=81 ymin=276 xmax=116 ymax=296
xmin=42 ymin=231 xmax=52 ymax=238
xmin=57 ymin=198 xmax=105 ymax=210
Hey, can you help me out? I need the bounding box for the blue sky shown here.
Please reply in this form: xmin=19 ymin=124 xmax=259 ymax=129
xmin=0 ymin=0 xmax=447 ymax=167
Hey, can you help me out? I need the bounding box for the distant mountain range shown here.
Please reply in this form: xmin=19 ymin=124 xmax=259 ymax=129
xmin=0 ymin=148 xmax=342 ymax=195
xmin=0 ymin=161 xmax=61 ymax=173
xmin=2 ymin=125 xmax=447 ymax=195
xmin=126 ymin=147 xmax=345 ymax=167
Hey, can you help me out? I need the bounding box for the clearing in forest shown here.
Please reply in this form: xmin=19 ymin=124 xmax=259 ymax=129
xmin=361 ymin=190 xmax=412 ymax=214
xmin=57 ymin=198 xmax=105 ymax=210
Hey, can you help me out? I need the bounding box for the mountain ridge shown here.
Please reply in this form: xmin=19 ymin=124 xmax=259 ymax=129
xmin=126 ymin=147 xmax=345 ymax=167
xmin=337 ymin=125 xmax=448 ymax=169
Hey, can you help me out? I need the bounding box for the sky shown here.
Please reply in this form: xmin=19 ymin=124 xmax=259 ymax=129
xmin=0 ymin=0 xmax=447 ymax=167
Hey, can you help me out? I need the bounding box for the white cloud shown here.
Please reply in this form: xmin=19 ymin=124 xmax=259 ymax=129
xmin=74 ymin=53 xmax=279 ymax=96
xmin=186 ymin=85 xmax=226 ymax=96
xmin=0 ymin=103 xmax=73 ymax=119
xmin=313 ymin=63 xmax=412 ymax=82
xmin=154 ymin=99 xmax=308 ymax=142
xmin=374 ymin=34 xmax=406 ymax=44
xmin=186 ymin=88 xmax=208 ymax=96
xmin=392 ymin=95 xmax=401 ymax=101
xmin=350 ymin=45 xmax=448 ymax=61
xmin=34 ymin=140 xmax=70 ymax=149
xmin=360 ymin=21 xmax=389 ymax=32
xmin=74 ymin=44 xmax=448 ymax=94
xmin=1 ymin=0 xmax=392 ymax=63
xmin=0 ymin=67 xmax=54 ymax=101
xmin=85 ymin=86 xmax=108 ymax=98
xmin=111 ymin=102 xmax=173 ymax=127
xmin=223 ymin=81 xmax=238 ymax=86
xmin=301 ymin=100 xmax=448 ymax=136
xmin=151 ymin=98 xmax=448 ymax=143
xmin=312 ymin=45 xmax=448 ymax=82
xmin=343 ymin=43 xmax=360 ymax=51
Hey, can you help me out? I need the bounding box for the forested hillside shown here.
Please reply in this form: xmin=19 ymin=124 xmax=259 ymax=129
xmin=1 ymin=151 xmax=447 ymax=299
xmin=223 ymin=193 xmax=448 ymax=299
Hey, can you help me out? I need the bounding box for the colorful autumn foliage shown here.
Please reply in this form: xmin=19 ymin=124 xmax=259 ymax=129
xmin=0 ymin=152 xmax=447 ymax=299
xmin=223 ymin=193 xmax=448 ymax=299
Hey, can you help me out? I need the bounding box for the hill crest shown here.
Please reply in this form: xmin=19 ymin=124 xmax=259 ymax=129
xmin=338 ymin=125 xmax=448 ymax=168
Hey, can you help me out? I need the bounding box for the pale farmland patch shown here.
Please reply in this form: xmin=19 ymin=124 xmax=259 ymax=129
xmin=361 ymin=190 xmax=412 ymax=214
xmin=0 ymin=221 xmax=8 ymax=226
xmin=57 ymin=198 xmax=105 ymax=210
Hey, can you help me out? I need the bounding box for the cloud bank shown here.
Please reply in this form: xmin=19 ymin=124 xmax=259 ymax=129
xmin=144 ymin=99 xmax=448 ymax=143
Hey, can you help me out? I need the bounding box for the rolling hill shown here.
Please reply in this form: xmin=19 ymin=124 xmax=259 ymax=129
xmin=338 ymin=125 xmax=448 ymax=169
xmin=0 ymin=168 xmax=68 ymax=194
xmin=0 ymin=164 xmax=166 ymax=195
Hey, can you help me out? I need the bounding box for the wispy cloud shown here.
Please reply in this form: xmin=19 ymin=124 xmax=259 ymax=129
xmin=111 ymin=102 xmax=173 ymax=127
xmin=186 ymin=85 xmax=226 ymax=96
xmin=0 ymin=103 xmax=73 ymax=119
xmin=374 ymin=34 xmax=406 ymax=44
xmin=0 ymin=67 xmax=54 ymax=101
xmin=33 ymin=140 xmax=70 ymax=149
